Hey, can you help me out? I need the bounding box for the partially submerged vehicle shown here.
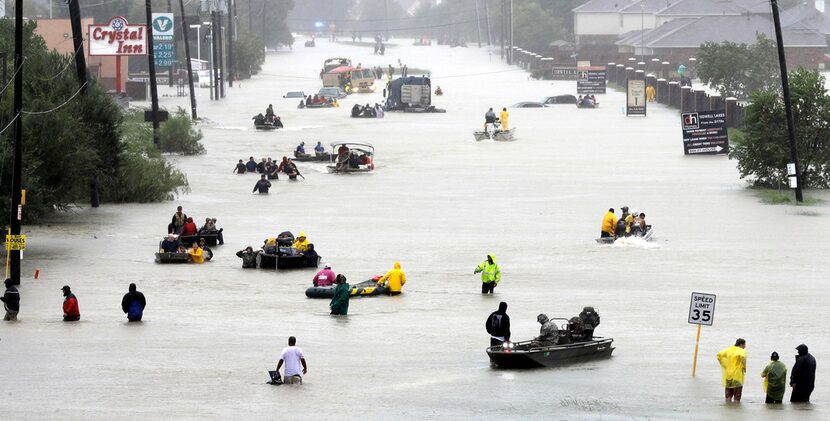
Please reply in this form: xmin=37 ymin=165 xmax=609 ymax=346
xmin=328 ymin=142 xmax=375 ymax=173
xmin=322 ymin=65 xmax=354 ymax=89
xmin=350 ymin=68 xmax=376 ymax=93
xmin=283 ymin=91 xmax=305 ymax=98
xmin=595 ymin=225 xmax=653 ymax=244
xmin=318 ymin=87 xmax=348 ymax=100
xmin=511 ymin=101 xmax=547 ymax=108
xmin=305 ymin=278 xmax=389 ymax=299
xmin=384 ymin=76 xmax=445 ymax=113
xmin=542 ymin=95 xmax=577 ymax=105
xmin=487 ymin=307 xmax=612 ymax=369
xmin=323 ymin=57 xmax=352 ymax=74
xmin=474 ymin=121 xmax=517 ymax=142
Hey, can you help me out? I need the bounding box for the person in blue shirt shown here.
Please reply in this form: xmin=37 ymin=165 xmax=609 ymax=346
xmin=314 ymin=142 xmax=325 ymax=156
xmin=296 ymin=142 xmax=305 ymax=154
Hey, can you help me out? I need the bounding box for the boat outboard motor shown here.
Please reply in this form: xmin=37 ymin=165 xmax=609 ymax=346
xmin=615 ymin=219 xmax=627 ymax=237
xmin=579 ymin=307 xmax=600 ymax=339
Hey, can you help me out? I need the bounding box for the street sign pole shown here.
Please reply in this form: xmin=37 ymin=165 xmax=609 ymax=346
xmin=688 ymin=292 xmax=716 ymax=377
xmin=692 ymin=324 xmax=702 ymax=376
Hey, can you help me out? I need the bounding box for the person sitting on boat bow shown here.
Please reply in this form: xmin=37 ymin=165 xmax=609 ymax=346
xmin=314 ymin=142 xmax=325 ymax=156
xmin=266 ymin=104 xmax=275 ymax=118
xmin=293 ymin=232 xmax=311 ymax=251
xmin=296 ymin=142 xmax=306 ymax=156
xmin=160 ymin=234 xmax=183 ymax=253
xmin=531 ymin=314 xmax=560 ymax=348
xmin=313 ymin=263 xmax=336 ymax=287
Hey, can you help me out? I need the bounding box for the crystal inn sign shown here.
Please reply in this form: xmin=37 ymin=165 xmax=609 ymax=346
xmin=89 ymin=16 xmax=147 ymax=56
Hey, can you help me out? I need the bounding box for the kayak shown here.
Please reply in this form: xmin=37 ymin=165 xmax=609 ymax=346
xmin=305 ymin=279 xmax=389 ymax=299
xmin=155 ymin=252 xmax=191 ymax=263
xmin=595 ymin=225 xmax=654 ymax=244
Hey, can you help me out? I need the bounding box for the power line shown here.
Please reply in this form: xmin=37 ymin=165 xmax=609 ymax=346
xmin=22 ymin=81 xmax=89 ymax=115
xmin=0 ymin=58 xmax=26 ymax=98
xmin=0 ymin=112 xmax=20 ymax=137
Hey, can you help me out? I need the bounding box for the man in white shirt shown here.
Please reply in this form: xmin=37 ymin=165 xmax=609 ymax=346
xmin=277 ymin=336 xmax=307 ymax=385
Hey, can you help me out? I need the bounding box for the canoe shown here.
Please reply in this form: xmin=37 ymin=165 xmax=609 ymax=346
xmin=595 ymin=225 xmax=653 ymax=244
xmin=179 ymin=233 xmax=219 ymax=246
xmin=305 ymin=279 xmax=389 ymax=299
xmin=155 ymin=252 xmax=191 ymax=263
xmin=487 ymin=337 xmax=614 ymax=369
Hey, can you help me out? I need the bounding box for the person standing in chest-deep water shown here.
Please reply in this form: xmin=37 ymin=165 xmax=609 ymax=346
xmin=717 ymin=338 xmax=747 ymax=403
xmin=761 ymin=351 xmax=787 ymax=404
xmin=121 ymin=283 xmax=147 ymax=322
xmin=474 ymin=254 xmax=501 ymax=294
xmin=276 ymin=336 xmax=307 ymax=385
xmin=330 ymin=274 xmax=350 ymax=316
xmin=790 ymin=344 xmax=816 ymax=403
xmin=253 ymin=174 xmax=272 ymax=194
xmin=485 ymin=302 xmax=511 ymax=347
xmin=61 ymin=285 xmax=80 ymax=322
xmin=2 ymin=278 xmax=20 ymax=321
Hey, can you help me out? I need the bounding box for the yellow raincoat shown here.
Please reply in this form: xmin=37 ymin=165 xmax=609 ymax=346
xmin=601 ymin=211 xmax=618 ymax=236
xmin=266 ymin=237 xmax=277 ymax=246
xmin=717 ymin=345 xmax=747 ymax=387
xmin=499 ymin=109 xmax=509 ymax=130
xmin=377 ymin=261 xmax=407 ymax=292
xmin=188 ymin=246 xmax=205 ymax=263
xmin=475 ymin=254 xmax=501 ymax=284
xmin=293 ymin=232 xmax=310 ymax=251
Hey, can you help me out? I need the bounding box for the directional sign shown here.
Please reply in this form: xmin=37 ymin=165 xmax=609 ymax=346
xmin=5 ymin=234 xmax=26 ymax=251
xmin=681 ymin=110 xmax=729 ymax=155
xmin=626 ymin=79 xmax=646 ymax=116
xmin=688 ymin=292 xmax=716 ymax=326
xmin=577 ymin=66 xmax=606 ymax=94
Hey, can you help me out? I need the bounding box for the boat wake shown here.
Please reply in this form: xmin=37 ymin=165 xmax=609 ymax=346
xmin=604 ymin=236 xmax=660 ymax=249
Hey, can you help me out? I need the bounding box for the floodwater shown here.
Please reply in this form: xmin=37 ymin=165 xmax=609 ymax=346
xmin=2 ymin=38 xmax=830 ymax=420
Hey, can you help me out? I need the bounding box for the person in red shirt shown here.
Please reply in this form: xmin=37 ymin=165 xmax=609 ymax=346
xmin=181 ymin=217 xmax=198 ymax=236
xmin=61 ymin=285 xmax=80 ymax=321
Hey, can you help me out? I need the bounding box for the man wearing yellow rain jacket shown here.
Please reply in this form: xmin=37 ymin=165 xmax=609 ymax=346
xmin=474 ymin=254 xmax=501 ymax=294
xmin=717 ymin=338 xmax=747 ymax=402
xmin=499 ymin=107 xmax=509 ymax=131
xmin=293 ymin=232 xmax=310 ymax=251
xmin=377 ymin=261 xmax=406 ymax=295
xmin=601 ymin=208 xmax=617 ymax=238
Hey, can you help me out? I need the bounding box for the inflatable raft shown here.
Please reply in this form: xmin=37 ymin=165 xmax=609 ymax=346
xmin=305 ymin=279 xmax=389 ymax=299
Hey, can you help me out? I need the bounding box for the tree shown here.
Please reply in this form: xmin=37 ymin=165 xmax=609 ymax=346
xmin=730 ymin=69 xmax=830 ymax=189
xmin=697 ymin=34 xmax=779 ymax=100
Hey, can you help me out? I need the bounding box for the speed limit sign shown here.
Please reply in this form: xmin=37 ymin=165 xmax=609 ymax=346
xmin=688 ymin=292 xmax=716 ymax=326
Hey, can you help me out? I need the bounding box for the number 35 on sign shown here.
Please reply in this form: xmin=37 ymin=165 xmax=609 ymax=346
xmin=688 ymin=292 xmax=716 ymax=326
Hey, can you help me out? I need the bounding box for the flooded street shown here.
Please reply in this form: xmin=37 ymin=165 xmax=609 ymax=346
xmin=3 ymin=39 xmax=830 ymax=420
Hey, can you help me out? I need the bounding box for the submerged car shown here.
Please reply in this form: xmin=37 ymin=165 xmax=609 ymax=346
xmin=542 ymin=95 xmax=577 ymax=105
xmin=511 ymin=101 xmax=547 ymax=108
xmin=318 ymin=87 xmax=348 ymax=100
xmin=283 ymin=91 xmax=305 ymax=98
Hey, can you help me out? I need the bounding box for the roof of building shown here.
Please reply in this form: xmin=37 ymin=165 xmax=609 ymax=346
xmin=730 ymin=0 xmax=773 ymax=14
xmin=655 ymin=0 xmax=745 ymax=16
xmin=573 ymin=0 xmax=637 ymax=13
xmin=620 ymin=0 xmax=672 ymax=13
xmin=617 ymin=14 xmax=827 ymax=48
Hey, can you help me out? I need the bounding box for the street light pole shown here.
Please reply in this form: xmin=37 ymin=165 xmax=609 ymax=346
xmin=771 ymin=0 xmax=803 ymax=202
xmin=145 ymin=0 xmax=161 ymax=146
xmin=180 ymin=0 xmax=197 ymax=119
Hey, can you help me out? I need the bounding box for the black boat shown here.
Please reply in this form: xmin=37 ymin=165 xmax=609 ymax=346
xmin=595 ymin=225 xmax=653 ymax=244
xmin=179 ymin=233 xmax=219 ymax=246
xmin=293 ymin=151 xmax=331 ymax=162
xmin=257 ymin=247 xmax=320 ymax=270
xmin=487 ymin=337 xmax=614 ymax=369
xmin=155 ymin=252 xmax=191 ymax=264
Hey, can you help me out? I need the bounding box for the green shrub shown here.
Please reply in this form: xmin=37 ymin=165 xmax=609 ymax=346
xmin=159 ymin=107 xmax=205 ymax=155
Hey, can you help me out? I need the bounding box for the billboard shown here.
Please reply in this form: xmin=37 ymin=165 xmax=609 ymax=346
xmin=681 ymin=110 xmax=729 ymax=155
xmin=152 ymin=13 xmax=175 ymax=67
xmin=577 ymin=66 xmax=606 ymax=94
xmin=89 ymin=16 xmax=147 ymax=56
xmin=550 ymin=67 xmax=577 ymax=80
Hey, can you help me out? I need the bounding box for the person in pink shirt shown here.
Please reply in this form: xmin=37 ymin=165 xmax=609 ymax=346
xmin=313 ymin=264 xmax=336 ymax=287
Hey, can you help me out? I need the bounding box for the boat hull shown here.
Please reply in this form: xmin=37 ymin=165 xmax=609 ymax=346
xmin=595 ymin=226 xmax=653 ymax=244
xmin=155 ymin=252 xmax=191 ymax=263
xmin=179 ymin=233 xmax=219 ymax=246
xmin=305 ymin=279 xmax=389 ymax=298
xmin=487 ymin=338 xmax=615 ymax=369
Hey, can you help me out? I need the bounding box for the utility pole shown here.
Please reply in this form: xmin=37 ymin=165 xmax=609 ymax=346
xmin=500 ymin=0 xmax=505 ymax=59
xmin=384 ymin=0 xmax=390 ymax=41
xmin=484 ymin=0 xmax=492 ymax=46
xmin=145 ymin=0 xmax=161 ymax=146
xmin=770 ymin=0 xmax=803 ymax=202
xmin=168 ymin=0 xmax=174 ymax=87
xmin=179 ymin=0 xmax=197 ymax=119
xmin=475 ymin=0 xmax=482 ymax=48
xmin=508 ymin=0 xmax=513 ymax=65
xmin=211 ymin=11 xmax=220 ymax=100
xmin=67 ymin=0 xmax=87 ymax=94
xmin=8 ymin=0 xmax=23 ymax=285
xmin=227 ymin=0 xmax=235 ymax=87
xmin=218 ymin=11 xmax=225 ymax=98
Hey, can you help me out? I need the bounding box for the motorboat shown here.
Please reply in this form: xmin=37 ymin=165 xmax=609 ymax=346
xmin=487 ymin=337 xmax=614 ymax=368
xmin=595 ymin=225 xmax=653 ymax=244
xmin=328 ymin=142 xmax=375 ymax=173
